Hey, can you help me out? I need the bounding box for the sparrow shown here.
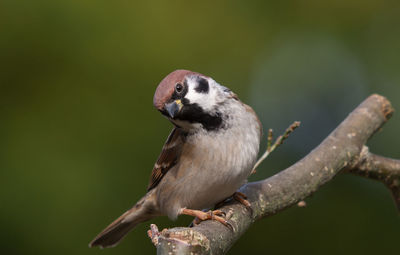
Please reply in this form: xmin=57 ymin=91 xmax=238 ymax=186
xmin=89 ymin=69 xmax=262 ymax=248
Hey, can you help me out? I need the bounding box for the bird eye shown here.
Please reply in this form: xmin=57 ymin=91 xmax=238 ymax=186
xmin=175 ymin=83 xmax=183 ymax=93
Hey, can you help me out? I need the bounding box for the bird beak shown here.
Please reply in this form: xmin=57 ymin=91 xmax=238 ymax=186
xmin=164 ymin=99 xmax=183 ymax=118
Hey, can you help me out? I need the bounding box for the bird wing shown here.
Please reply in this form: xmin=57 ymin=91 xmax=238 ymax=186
xmin=147 ymin=127 xmax=186 ymax=191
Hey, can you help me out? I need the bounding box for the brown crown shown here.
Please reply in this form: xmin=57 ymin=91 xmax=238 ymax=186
xmin=153 ymin=69 xmax=205 ymax=110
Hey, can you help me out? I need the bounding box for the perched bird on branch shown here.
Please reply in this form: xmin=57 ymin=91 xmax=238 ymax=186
xmin=89 ymin=70 xmax=262 ymax=248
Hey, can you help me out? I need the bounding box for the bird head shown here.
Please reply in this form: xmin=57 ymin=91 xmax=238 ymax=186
xmin=153 ymin=70 xmax=233 ymax=131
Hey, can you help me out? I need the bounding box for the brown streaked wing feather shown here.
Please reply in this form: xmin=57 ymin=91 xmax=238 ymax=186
xmin=147 ymin=127 xmax=186 ymax=191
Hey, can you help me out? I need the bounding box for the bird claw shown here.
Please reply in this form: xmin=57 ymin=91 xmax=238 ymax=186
xmin=233 ymin=192 xmax=253 ymax=215
xmin=147 ymin=224 xmax=160 ymax=246
xmin=182 ymin=208 xmax=233 ymax=230
xmin=211 ymin=209 xmax=225 ymax=217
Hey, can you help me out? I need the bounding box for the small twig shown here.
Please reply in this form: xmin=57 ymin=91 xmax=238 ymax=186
xmin=267 ymin=128 xmax=273 ymax=152
xmin=297 ymin=201 xmax=307 ymax=207
xmin=252 ymin=121 xmax=300 ymax=173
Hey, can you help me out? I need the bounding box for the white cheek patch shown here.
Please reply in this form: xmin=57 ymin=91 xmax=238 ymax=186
xmin=172 ymin=119 xmax=202 ymax=130
xmin=185 ymin=78 xmax=219 ymax=112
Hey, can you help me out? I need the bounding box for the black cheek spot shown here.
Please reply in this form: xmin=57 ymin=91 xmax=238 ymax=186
xmin=195 ymin=78 xmax=209 ymax=93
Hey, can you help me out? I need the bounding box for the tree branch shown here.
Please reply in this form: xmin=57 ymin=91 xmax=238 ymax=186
xmin=347 ymin=146 xmax=400 ymax=210
xmin=150 ymin=94 xmax=397 ymax=255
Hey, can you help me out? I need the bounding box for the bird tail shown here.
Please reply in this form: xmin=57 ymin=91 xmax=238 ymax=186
xmin=89 ymin=190 xmax=157 ymax=248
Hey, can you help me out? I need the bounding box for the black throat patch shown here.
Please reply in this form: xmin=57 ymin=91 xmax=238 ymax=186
xmin=176 ymin=101 xmax=224 ymax=131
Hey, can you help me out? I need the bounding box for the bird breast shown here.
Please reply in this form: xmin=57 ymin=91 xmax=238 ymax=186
xmin=156 ymin=101 xmax=261 ymax=219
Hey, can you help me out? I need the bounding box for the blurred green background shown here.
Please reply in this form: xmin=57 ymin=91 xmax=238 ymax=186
xmin=1 ymin=0 xmax=399 ymax=254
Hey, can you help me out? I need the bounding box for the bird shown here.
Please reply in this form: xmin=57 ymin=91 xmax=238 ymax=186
xmin=89 ymin=69 xmax=262 ymax=248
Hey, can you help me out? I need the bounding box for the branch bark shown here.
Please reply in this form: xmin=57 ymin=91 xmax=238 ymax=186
xmin=347 ymin=146 xmax=400 ymax=210
xmin=150 ymin=94 xmax=398 ymax=255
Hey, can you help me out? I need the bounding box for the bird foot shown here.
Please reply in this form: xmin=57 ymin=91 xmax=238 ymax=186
xmin=181 ymin=208 xmax=232 ymax=230
xmin=233 ymin=192 xmax=252 ymax=214
xmin=147 ymin=224 xmax=160 ymax=246
xmin=214 ymin=191 xmax=252 ymax=211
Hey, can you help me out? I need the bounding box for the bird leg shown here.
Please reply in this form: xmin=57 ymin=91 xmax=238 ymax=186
xmin=180 ymin=208 xmax=231 ymax=229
